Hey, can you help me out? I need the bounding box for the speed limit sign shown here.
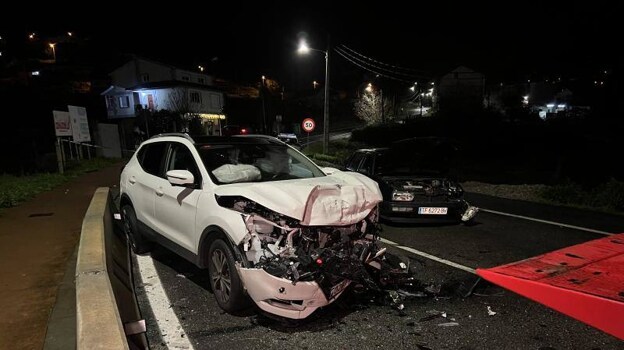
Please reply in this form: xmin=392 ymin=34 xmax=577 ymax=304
xmin=302 ymin=118 xmax=315 ymax=133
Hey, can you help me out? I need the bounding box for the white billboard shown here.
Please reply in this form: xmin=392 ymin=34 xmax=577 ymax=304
xmin=68 ymin=105 xmax=91 ymax=142
xmin=53 ymin=110 xmax=72 ymax=137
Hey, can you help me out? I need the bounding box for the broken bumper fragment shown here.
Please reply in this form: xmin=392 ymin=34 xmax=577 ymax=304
xmin=236 ymin=265 xmax=340 ymax=319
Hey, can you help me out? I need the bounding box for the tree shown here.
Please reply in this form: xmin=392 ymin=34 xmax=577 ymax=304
xmin=168 ymin=87 xmax=199 ymax=132
xmin=354 ymin=91 xmax=394 ymax=125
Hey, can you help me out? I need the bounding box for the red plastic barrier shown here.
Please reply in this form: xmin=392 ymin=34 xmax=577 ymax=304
xmin=477 ymin=233 xmax=624 ymax=340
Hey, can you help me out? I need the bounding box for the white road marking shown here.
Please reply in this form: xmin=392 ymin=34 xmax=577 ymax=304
xmin=480 ymin=208 xmax=614 ymax=236
xmin=380 ymin=238 xmax=476 ymax=274
xmin=136 ymin=254 xmax=195 ymax=350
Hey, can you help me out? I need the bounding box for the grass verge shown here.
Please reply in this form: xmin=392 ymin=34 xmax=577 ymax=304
xmin=463 ymin=180 xmax=624 ymax=216
xmin=0 ymin=158 xmax=120 ymax=209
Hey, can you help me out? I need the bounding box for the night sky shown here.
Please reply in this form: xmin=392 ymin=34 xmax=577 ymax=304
xmin=2 ymin=1 xmax=619 ymax=90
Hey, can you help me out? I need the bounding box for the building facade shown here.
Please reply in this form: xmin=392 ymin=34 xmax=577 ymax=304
xmin=101 ymin=57 xmax=225 ymax=135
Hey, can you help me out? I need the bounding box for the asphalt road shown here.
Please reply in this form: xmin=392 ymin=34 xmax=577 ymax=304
xmin=130 ymin=194 xmax=624 ymax=349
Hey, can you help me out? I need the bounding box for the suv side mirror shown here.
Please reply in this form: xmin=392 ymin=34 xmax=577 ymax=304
xmin=166 ymin=170 xmax=195 ymax=187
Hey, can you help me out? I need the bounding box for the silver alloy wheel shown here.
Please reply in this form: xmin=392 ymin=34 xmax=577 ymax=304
xmin=211 ymin=249 xmax=231 ymax=303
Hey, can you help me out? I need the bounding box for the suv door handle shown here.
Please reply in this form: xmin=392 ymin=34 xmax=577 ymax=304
xmin=155 ymin=188 xmax=164 ymax=197
xmin=129 ymin=176 xmax=136 ymax=184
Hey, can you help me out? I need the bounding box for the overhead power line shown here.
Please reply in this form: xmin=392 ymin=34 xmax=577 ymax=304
xmin=339 ymin=45 xmax=429 ymax=75
xmin=335 ymin=46 xmax=425 ymax=80
xmin=333 ymin=47 xmax=417 ymax=83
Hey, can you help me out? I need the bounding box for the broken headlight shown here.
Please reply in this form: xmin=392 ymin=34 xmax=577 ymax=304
xmin=447 ymin=182 xmax=464 ymax=198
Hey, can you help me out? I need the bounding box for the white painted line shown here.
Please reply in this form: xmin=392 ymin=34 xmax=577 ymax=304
xmin=380 ymin=238 xmax=476 ymax=274
xmin=480 ymin=208 xmax=613 ymax=236
xmin=136 ymin=254 xmax=194 ymax=350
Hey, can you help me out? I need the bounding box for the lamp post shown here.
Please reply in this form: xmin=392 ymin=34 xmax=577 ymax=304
xmin=261 ymin=75 xmax=267 ymax=134
xmin=298 ymin=38 xmax=330 ymax=154
xmin=48 ymin=43 xmax=56 ymax=62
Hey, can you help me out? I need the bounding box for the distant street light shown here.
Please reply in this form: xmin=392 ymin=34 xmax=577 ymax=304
xmin=297 ymin=38 xmax=330 ymax=154
xmin=29 ymin=33 xmax=36 ymax=40
xmin=198 ymin=65 xmax=204 ymax=72
xmin=67 ymin=32 xmax=73 ymax=37
xmin=49 ymin=43 xmax=56 ymax=62
xmin=313 ymin=80 xmax=319 ymax=90
xmin=366 ymin=83 xmax=373 ymax=93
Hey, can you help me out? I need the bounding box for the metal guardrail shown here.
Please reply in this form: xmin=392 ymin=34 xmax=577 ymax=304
xmin=75 ymin=188 xmax=129 ymax=349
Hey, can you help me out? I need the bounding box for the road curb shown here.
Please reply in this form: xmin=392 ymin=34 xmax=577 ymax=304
xmin=43 ymin=246 xmax=77 ymax=350
xmin=75 ymin=187 xmax=129 ymax=349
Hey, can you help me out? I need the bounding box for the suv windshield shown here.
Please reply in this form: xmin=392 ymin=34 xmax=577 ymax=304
xmin=196 ymin=142 xmax=325 ymax=184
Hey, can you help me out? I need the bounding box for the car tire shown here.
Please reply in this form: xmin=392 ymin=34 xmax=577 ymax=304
xmin=208 ymin=239 xmax=249 ymax=312
xmin=122 ymin=205 xmax=151 ymax=254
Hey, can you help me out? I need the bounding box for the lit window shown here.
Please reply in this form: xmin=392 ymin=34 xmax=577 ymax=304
xmin=190 ymin=91 xmax=201 ymax=104
xmin=118 ymin=96 xmax=130 ymax=108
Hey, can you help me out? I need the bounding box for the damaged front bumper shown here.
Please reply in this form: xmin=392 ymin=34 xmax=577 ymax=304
xmin=380 ymin=200 xmax=478 ymax=224
xmin=236 ymin=265 xmax=347 ymax=319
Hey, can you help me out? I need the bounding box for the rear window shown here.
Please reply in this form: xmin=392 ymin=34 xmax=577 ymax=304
xmin=138 ymin=142 xmax=167 ymax=176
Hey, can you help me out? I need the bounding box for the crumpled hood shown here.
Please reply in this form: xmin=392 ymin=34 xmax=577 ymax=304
xmin=214 ymin=171 xmax=382 ymax=226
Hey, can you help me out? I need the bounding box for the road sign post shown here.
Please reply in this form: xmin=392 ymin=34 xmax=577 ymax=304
xmin=302 ymin=118 xmax=315 ymax=150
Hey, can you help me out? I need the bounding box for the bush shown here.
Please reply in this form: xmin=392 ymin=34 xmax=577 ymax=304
xmin=591 ymin=179 xmax=624 ymax=211
xmin=538 ymin=180 xmax=586 ymax=205
xmin=538 ymin=178 xmax=624 ymax=213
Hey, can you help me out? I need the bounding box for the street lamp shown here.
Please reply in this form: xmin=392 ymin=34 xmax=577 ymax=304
xmin=49 ymin=43 xmax=56 ymax=62
xmin=297 ymin=38 xmax=330 ymax=154
xmin=366 ymin=83 xmax=384 ymax=122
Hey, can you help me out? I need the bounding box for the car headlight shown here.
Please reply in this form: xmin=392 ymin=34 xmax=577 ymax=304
xmin=392 ymin=190 xmax=414 ymax=201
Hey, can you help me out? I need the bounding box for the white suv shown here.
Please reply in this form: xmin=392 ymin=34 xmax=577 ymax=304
xmin=120 ymin=133 xmax=403 ymax=319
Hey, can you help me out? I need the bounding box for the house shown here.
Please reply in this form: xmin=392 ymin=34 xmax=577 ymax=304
xmin=101 ymin=56 xmax=226 ymax=135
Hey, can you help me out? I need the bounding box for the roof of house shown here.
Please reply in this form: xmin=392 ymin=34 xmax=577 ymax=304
xmin=125 ymin=80 xmax=224 ymax=92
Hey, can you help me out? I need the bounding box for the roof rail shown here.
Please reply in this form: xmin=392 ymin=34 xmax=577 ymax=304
xmin=150 ymin=133 xmax=195 ymax=143
xmin=234 ymin=134 xmax=280 ymax=141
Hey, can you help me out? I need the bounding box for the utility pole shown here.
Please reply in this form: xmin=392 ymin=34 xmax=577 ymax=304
xmin=322 ymin=36 xmax=331 ymax=154
xmin=380 ymin=88 xmax=384 ymax=123
xmin=420 ymin=86 xmax=423 ymax=117
xmin=261 ymin=76 xmax=267 ymax=134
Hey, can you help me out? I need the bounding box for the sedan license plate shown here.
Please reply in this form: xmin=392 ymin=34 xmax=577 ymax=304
xmin=418 ymin=207 xmax=448 ymax=215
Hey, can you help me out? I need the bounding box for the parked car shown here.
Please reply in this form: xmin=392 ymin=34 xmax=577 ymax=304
xmin=222 ymin=125 xmax=252 ymax=136
xmin=344 ymin=137 xmax=478 ymax=224
xmin=276 ymin=132 xmax=302 ymax=149
xmin=120 ymin=133 xmax=414 ymax=319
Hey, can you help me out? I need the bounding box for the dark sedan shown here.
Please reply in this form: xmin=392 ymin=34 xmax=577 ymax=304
xmin=344 ymin=138 xmax=478 ymax=224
